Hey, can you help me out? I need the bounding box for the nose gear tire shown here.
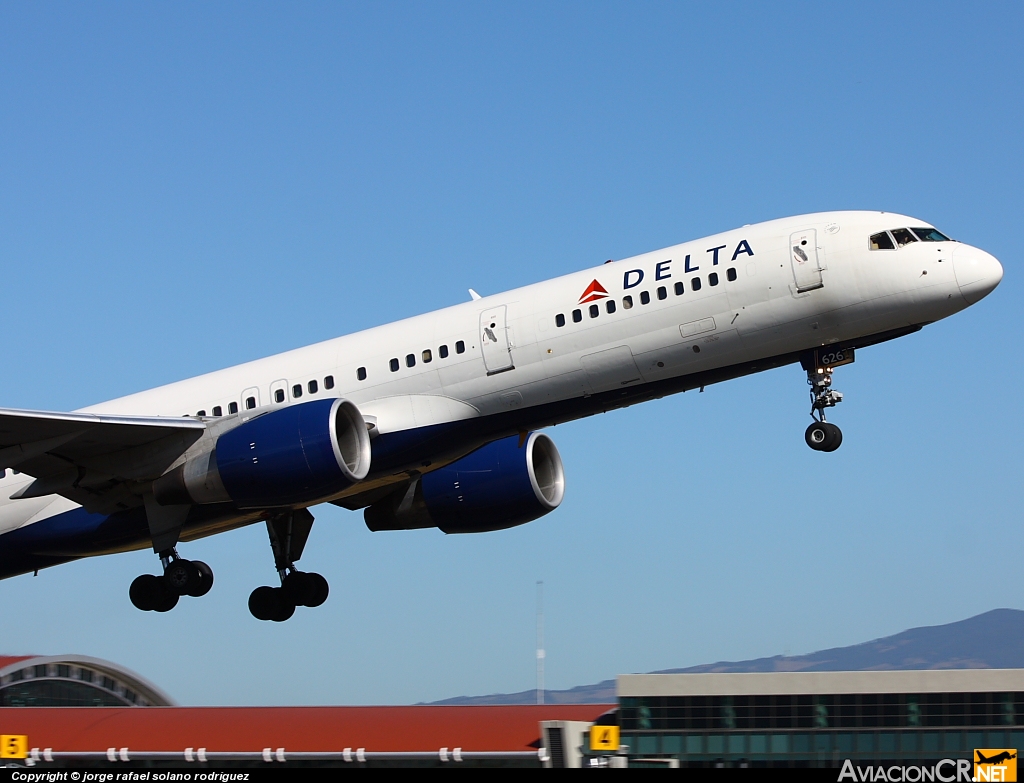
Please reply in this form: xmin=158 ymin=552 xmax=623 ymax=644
xmin=822 ymin=422 xmax=842 ymax=452
xmin=805 ymin=422 xmax=842 ymax=452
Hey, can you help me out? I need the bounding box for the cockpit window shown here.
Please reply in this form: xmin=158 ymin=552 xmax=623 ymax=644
xmin=910 ymin=227 xmax=950 ymax=242
xmin=870 ymin=231 xmax=895 ymax=250
xmin=890 ymin=228 xmax=918 ymax=247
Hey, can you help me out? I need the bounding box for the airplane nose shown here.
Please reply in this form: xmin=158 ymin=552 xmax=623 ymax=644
xmin=952 ymin=245 xmax=1003 ymax=305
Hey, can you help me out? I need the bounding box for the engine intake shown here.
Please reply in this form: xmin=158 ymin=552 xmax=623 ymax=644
xmin=365 ymin=432 xmax=565 ymax=533
xmin=154 ymin=398 xmax=371 ymax=509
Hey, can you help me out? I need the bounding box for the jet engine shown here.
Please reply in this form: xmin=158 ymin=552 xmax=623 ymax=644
xmin=364 ymin=432 xmax=565 ymax=533
xmin=153 ymin=397 xmax=371 ymax=509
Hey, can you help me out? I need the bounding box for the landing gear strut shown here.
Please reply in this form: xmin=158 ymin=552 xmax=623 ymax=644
xmin=130 ymin=550 xmax=214 ymax=612
xmin=803 ymin=354 xmax=846 ymax=452
xmin=249 ymin=509 xmax=329 ymax=622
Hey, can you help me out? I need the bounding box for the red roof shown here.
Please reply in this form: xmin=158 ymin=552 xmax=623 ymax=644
xmin=0 ymin=656 xmax=34 ymax=670
xmin=0 ymin=705 xmax=613 ymax=753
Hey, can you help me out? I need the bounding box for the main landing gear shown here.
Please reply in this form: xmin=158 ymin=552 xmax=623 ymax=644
xmin=130 ymin=551 xmax=214 ymax=612
xmin=249 ymin=509 xmax=329 ymax=622
xmin=803 ymin=353 xmax=846 ymax=453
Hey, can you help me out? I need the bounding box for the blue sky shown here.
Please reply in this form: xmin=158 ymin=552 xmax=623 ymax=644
xmin=0 ymin=1 xmax=1021 ymax=705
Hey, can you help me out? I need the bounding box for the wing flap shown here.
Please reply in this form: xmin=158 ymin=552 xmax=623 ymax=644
xmin=0 ymin=407 xmax=207 ymax=514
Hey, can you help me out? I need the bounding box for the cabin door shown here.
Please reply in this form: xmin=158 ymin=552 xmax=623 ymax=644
xmin=479 ymin=305 xmax=515 ymax=375
xmin=790 ymin=229 xmax=823 ymax=292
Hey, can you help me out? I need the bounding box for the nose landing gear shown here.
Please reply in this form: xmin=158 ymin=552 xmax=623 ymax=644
xmin=802 ymin=351 xmax=848 ymax=452
xmin=249 ymin=509 xmax=330 ymax=622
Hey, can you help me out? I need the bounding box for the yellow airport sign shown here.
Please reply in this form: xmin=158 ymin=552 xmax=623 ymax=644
xmin=0 ymin=735 xmax=28 ymax=759
xmin=590 ymin=724 xmax=619 ymax=753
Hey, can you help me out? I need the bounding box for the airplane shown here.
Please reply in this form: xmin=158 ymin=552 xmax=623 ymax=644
xmin=0 ymin=211 xmax=1003 ymax=621
xmin=976 ymin=751 xmax=1016 ymax=765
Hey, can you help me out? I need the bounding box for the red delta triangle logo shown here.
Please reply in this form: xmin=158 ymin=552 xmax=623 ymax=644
xmin=579 ymin=280 xmax=609 ymax=304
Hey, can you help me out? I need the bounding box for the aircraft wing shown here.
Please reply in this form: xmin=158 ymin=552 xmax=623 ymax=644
xmin=0 ymin=407 xmax=207 ymax=514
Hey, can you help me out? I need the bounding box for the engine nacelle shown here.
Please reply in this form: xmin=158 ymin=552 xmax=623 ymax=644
xmin=364 ymin=432 xmax=565 ymax=534
xmin=154 ymin=398 xmax=371 ymax=509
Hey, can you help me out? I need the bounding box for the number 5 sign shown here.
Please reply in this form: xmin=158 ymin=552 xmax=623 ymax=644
xmin=1 ymin=735 xmax=28 ymax=759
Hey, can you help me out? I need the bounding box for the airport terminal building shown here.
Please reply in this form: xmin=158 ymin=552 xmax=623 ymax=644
xmin=605 ymin=669 xmax=1024 ymax=768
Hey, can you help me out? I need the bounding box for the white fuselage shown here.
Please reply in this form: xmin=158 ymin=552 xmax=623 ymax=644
xmin=0 ymin=211 xmax=1003 ymax=548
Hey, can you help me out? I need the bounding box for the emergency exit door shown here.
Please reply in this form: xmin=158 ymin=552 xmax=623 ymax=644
xmin=479 ymin=306 xmax=515 ymax=375
xmin=790 ymin=229 xmax=823 ymax=292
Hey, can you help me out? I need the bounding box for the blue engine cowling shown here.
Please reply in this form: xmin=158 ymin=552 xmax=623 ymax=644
xmin=153 ymin=397 xmax=372 ymax=509
xmin=364 ymin=432 xmax=565 ymax=533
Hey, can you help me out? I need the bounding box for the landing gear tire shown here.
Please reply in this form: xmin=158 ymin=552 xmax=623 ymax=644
xmin=249 ymin=586 xmax=296 ymax=622
xmin=130 ymin=574 xmax=159 ymax=611
xmin=281 ymin=571 xmax=329 ymax=607
xmin=822 ymin=422 xmax=842 ymax=452
xmin=152 ymin=584 xmax=180 ymax=612
xmin=305 ymin=572 xmax=329 ymax=608
xmin=805 ymin=421 xmax=842 ymax=452
xmin=129 ymin=574 xmax=180 ymax=612
xmin=281 ymin=571 xmax=314 ymax=606
xmin=188 ymin=560 xmax=214 ymax=597
xmin=164 ymin=558 xmax=204 ymax=596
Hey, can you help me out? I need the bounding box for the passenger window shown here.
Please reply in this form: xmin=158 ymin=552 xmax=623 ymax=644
xmin=890 ymin=228 xmax=918 ymax=247
xmin=229 ymin=402 xmax=239 ymax=414
xmin=674 ymin=281 xmax=684 ymax=295
xmin=390 ymin=358 xmax=399 ymax=372
xmin=709 ymin=273 xmax=719 ymax=286
xmin=622 ymin=295 xmax=633 ymax=309
xmin=274 ymin=389 xmax=286 ymax=403
xmin=308 ymin=380 xmax=318 ymax=394
xmin=406 ymin=354 xmax=416 ymax=368
xmin=589 ymin=304 xmax=599 ymax=318
xmin=456 ymin=341 xmax=465 ymax=354
xmin=439 ymin=344 xmax=449 ymax=358
xmin=727 ymin=267 xmax=737 ymax=282
xmin=246 ymin=396 xmax=257 ymax=410
xmin=357 ymin=367 xmax=366 ymax=381
xmin=640 ymin=291 xmax=651 ymax=305
xmin=212 ymin=406 xmax=222 ymax=417
xmin=324 ymin=375 xmax=335 ymax=389
xmin=606 ymin=300 xmax=616 ymax=314
xmin=572 ymin=309 xmax=582 ymax=322
xmin=657 ymin=286 xmax=667 ymax=300
xmin=422 ymin=349 xmax=432 ymax=363
xmin=555 ymin=313 xmax=565 ymax=327
xmin=292 ymin=384 xmax=302 ymax=398
xmin=691 ymin=277 xmax=702 ymax=291
xmin=870 ymin=231 xmax=896 ymax=250
xmin=197 ymin=410 xmax=206 ymax=417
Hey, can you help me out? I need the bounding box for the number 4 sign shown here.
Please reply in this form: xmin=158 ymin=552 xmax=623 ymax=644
xmin=590 ymin=725 xmax=620 ymax=752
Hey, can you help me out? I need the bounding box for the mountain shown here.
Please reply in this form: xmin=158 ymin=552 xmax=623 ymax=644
xmin=426 ymin=609 xmax=1024 ymax=705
